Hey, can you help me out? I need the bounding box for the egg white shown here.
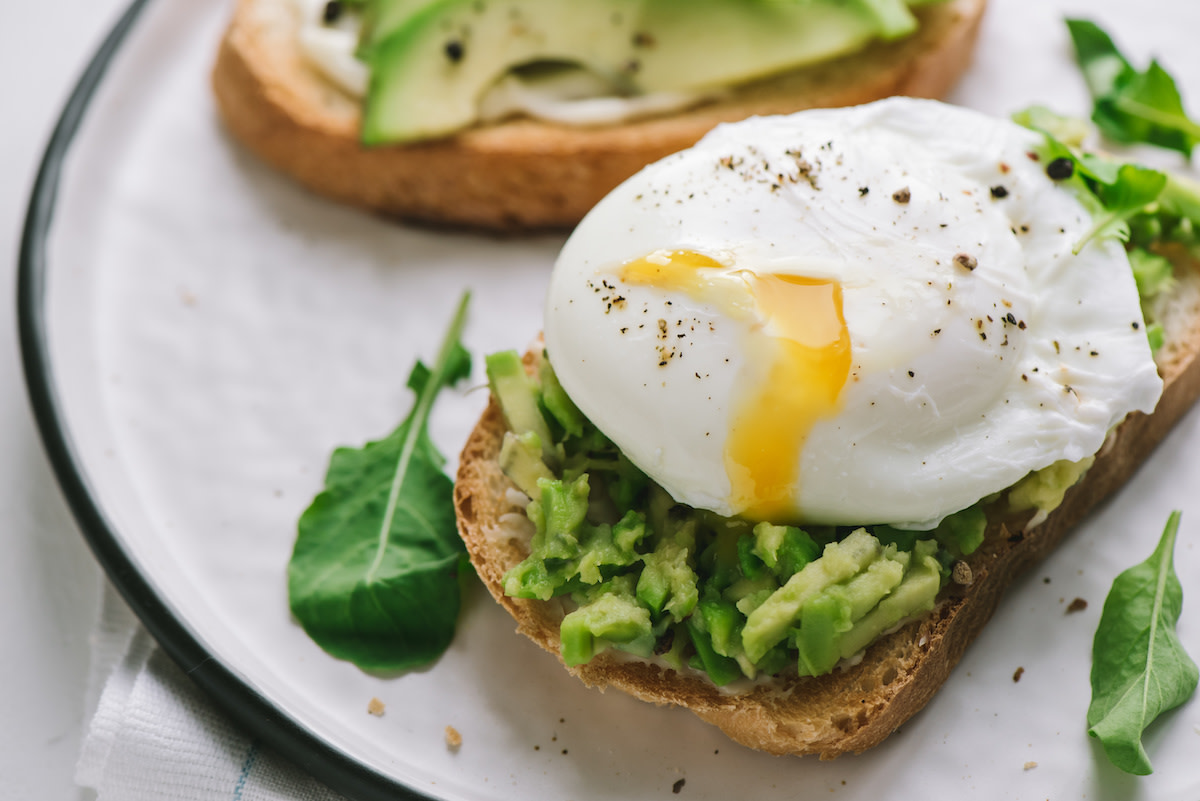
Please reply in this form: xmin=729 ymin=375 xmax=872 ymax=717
xmin=543 ymin=98 xmax=1163 ymax=529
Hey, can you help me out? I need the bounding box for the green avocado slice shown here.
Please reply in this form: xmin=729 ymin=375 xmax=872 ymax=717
xmin=361 ymin=0 xmax=928 ymax=144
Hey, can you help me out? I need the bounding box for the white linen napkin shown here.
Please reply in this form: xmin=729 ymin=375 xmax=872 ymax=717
xmin=76 ymin=583 xmax=348 ymax=801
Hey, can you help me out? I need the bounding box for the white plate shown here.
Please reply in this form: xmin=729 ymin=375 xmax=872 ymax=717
xmin=21 ymin=0 xmax=1200 ymax=798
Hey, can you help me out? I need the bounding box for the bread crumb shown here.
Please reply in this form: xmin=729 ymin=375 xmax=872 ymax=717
xmin=445 ymin=725 xmax=462 ymax=750
xmin=367 ymin=698 xmax=385 ymax=717
xmin=1066 ymin=597 xmax=1088 ymax=614
xmin=1012 ymin=666 xmax=1025 ymax=683
xmin=951 ymin=560 xmax=974 ymax=585
xmin=1023 ymin=761 xmax=1038 ymax=770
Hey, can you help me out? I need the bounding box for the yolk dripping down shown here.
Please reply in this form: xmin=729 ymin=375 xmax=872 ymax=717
xmin=620 ymin=250 xmax=851 ymax=521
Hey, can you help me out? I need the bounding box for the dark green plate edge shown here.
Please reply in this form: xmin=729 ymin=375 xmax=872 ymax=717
xmin=16 ymin=3 xmax=436 ymax=799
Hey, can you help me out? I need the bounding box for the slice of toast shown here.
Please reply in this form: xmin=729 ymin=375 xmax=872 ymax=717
xmin=212 ymin=0 xmax=986 ymax=230
xmin=452 ymin=249 xmax=1200 ymax=758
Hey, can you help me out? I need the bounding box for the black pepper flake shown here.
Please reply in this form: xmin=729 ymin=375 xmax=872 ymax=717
xmin=954 ymin=253 xmax=978 ymax=271
xmin=1132 ymin=321 xmax=1141 ymax=330
xmin=858 ymin=186 xmax=870 ymax=197
xmin=892 ymin=187 xmax=911 ymax=204
xmin=990 ymin=185 xmax=1009 ymax=199
xmin=907 ymin=370 xmax=915 ymax=378
xmin=632 ymin=31 xmax=656 ymax=47
xmin=1046 ymin=157 xmax=1075 ymax=181
xmin=1005 ymin=312 xmax=1017 ymax=325
xmin=673 ymin=779 xmax=686 ymax=794
xmin=443 ymin=40 xmax=465 ymax=62
xmin=322 ymin=0 xmax=343 ymax=23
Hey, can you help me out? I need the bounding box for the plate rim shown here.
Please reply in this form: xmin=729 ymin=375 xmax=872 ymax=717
xmin=16 ymin=2 xmax=435 ymax=798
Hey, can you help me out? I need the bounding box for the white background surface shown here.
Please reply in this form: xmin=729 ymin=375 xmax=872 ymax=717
xmin=5 ymin=1 xmax=1200 ymax=800
xmin=2 ymin=2 xmax=125 ymax=799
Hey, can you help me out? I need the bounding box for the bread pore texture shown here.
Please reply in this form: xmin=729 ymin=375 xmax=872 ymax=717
xmin=212 ymin=0 xmax=986 ymax=230
xmin=453 ymin=251 xmax=1200 ymax=758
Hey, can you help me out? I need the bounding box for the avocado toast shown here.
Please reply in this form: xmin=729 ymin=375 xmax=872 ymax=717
xmin=211 ymin=0 xmax=985 ymax=229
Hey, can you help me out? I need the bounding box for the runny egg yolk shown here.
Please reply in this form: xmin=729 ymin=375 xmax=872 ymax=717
xmin=619 ymin=250 xmax=851 ymax=521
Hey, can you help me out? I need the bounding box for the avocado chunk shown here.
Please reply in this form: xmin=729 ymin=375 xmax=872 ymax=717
xmin=502 ymin=476 xmax=589 ymax=599
xmin=503 ymin=477 xmax=646 ymax=598
xmin=752 ymin=522 xmax=820 ymax=580
xmin=636 ymin=519 xmax=699 ymax=621
xmin=561 ymin=582 xmax=653 ymax=666
xmin=362 ymin=0 xmax=934 ymax=143
xmin=687 ymin=618 xmax=743 ymax=686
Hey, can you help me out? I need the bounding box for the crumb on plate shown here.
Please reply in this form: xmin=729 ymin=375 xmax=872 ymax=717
xmin=445 ymin=725 xmax=463 ymax=750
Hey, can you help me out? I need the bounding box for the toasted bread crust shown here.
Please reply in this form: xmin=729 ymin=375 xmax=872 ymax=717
xmin=212 ymin=0 xmax=986 ymax=230
xmin=453 ymin=256 xmax=1200 ymax=758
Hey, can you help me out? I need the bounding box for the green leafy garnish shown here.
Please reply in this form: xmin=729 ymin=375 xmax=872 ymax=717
xmin=1087 ymin=510 xmax=1199 ymax=775
xmin=288 ymin=292 xmax=473 ymax=671
xmin=1012 ymin=107 xmax=1176 ymax=256
xmin=1075 ymin=163 xmax=1168 ymax=254
xmin=1066 ymin=19 xmax=1200 ymax=157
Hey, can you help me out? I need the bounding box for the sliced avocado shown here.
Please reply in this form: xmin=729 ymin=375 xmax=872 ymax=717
xmin=795 ymin=552 xmax=907 ymax=675
xmin=497 ymin=430 xmax=554 ymax=497
xmin=362 ymin=0 xmax=928 ymax=143
xmin=836 ymin=541 xmax=942 ymax=661
xmin=538 ymin=359 xmax=586 ymax=439
xmin=357 ymin=0 xmax=438 ymax=58
xmin=741 ymin=528 xmax=880 ymax=663
xmin=485 ymin=350 xmax=557 ymax=467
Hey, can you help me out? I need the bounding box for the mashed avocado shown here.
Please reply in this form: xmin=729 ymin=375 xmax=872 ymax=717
xmin=486 ymin=350 xmax=959 ymax=685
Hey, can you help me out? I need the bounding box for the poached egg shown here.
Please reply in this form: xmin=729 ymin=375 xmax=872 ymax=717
xmin=543 ymin=98 xmax=1163 ymax=530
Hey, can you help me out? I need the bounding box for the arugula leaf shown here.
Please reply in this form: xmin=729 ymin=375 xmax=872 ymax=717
xmin=1066 ymin=19 xmax=1200 ymax=156
xmin=289 ymin=292 xmax=473 ymax=671
xmin=1088 ymin=510 xmax=1199 ymax=775
xmin=1074 ymin=164 xmax=1167 ymax=254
